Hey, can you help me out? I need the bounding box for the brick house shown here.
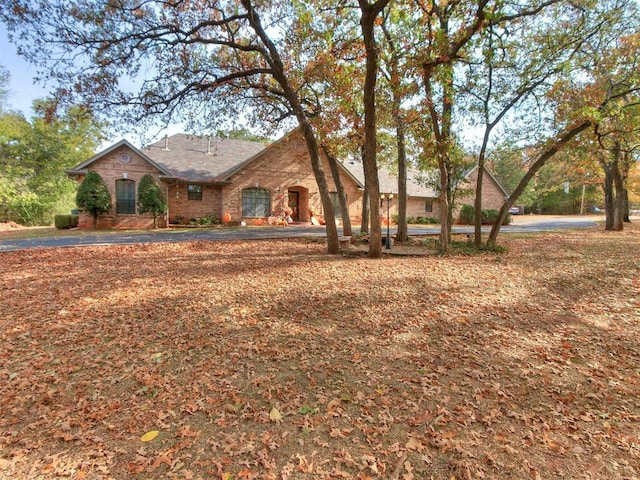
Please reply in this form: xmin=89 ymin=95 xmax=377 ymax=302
xmin=66 ymin=129 xmax=507 ymax=229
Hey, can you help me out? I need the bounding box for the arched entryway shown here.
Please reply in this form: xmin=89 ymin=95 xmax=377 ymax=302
xmin=287 ymin=186 xmax=308 ymax=222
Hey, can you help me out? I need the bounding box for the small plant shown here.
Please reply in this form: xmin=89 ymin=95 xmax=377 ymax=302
xmin=54 ymin=214 xmax=79 ymax=229
xmin=298 ymin=405 xmax=315 ymax=415
xmin=198 ymin=214 xmax=219 ymax=226
xmin=421 ymin=238 xmax=438 ymax=249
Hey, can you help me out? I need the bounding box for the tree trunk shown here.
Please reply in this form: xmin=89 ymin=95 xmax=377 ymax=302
xmin=475 ymin=120 xmax=495 ymax=247
xmin=623 ymin=188 xmax=630 ymax=223
xmin=602 ymin=163 xmax=615 ymax=230
xmin=438 ymin=156 xmax=451 ymax=249
xmin=322 ymin=144 xmax=352 ymax=237
xmin=361 ymin=180 xmax=370 ymax=235
xmin=421 ymin=60 xmax=455 ymax=252
xmin=487 ymin=120 xmax=591 ymax=245
xmin=396 ymin=122 xmax=409 ymax=244
xmin=298 ymin=121 xmax=340 ymax=251
xmin=622 ymin=151 xmax=631 ymax=223
xmin=611 ymin=144 xmax=624 ymax=231
xmin=242 ymin=1 xmax=339 ymax=253
xmin=381 ymin=20 xmax=408 ymax=244
xmin=358 ymin=0 xmax=390 ymax=258
xmin=601 ymin=143 xmax=625 ymax=231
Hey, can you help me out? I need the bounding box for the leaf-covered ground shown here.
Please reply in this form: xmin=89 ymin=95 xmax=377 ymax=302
xmin=1 ymin=225 xmax=639 ymax=480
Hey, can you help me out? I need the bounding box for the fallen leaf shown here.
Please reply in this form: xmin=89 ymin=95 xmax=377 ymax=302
xmin=140 ymin=430 xmax=159 ymax=442
xmin=269 ymin=407 xmax=282 ymax=422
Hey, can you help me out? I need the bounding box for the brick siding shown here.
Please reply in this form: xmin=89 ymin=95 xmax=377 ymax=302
xmin=74 ymin=146 xmax=167 ymax=229
xmin=76 ymin=133 xmax=506 ymax=229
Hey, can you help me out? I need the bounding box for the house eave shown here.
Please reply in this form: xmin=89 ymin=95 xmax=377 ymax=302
xmin=67 ymin=139 xmax=173 ymax=177
xmin=159 ymin=175 xmax=232 ymax=186
xmin=65 ymin=168 xmax=88 ymax=176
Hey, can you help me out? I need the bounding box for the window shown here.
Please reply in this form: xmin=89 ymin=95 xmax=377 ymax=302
xmin=330 ymin=192 xmax=342 ymax=218
xmin=187 ymin=184 xmax=202 ymax=201
xmin=425 ymin=198 xmax=433 ymax=213
xmin=242 ymin=188 xmax=270 ymax=217
xmin=115 ymin=179 xmax=135 ymax=214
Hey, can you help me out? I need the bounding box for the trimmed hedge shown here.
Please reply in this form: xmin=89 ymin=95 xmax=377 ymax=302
xmin=54 ymin=214 xmax=79 ymax=229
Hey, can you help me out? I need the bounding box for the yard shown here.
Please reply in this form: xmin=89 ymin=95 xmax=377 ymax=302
xmin=0 ymin=224 xmax=639 ymax=479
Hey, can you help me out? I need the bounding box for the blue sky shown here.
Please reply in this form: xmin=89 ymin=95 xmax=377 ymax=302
xmin=0 ymin=23 xmax=179 ymax=147
xmin=0 ymin=24 xmax=50 ymax=117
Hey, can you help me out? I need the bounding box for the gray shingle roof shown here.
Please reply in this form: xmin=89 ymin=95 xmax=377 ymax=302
xmin=341 ymin=161 xmax=438 ymax=198
xmin=141 ymin=133 xmax=266 ymax=183
xmin=68 ymin=131 xmax=451 ymax=199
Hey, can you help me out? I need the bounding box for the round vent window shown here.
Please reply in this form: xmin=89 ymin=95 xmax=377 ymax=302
xmin=119 ymin=152 xmax=131 ymax=163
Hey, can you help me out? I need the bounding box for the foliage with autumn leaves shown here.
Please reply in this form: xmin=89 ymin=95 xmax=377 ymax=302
xmin=0 ymin=0 xmax=638 ymax=253
xmin=1 ymin=225 xmax=639 ymax=479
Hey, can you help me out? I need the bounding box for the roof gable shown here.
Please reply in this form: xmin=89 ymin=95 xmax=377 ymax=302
xmin=217 ymin=129 xmax=306 ymax=182
xmin=464 ymin=165 xmax=509 ymax=197
xmin=220 ymin=128 xmax=367 ymax=191
xmin=66 ymin=138 xmax=172 ymax=176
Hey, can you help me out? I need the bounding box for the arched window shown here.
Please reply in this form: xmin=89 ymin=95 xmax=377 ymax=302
xmin=116 ymin=179 xmax=136 ymax=214
xmin=242 ymin=188 xmax=270 ymax=217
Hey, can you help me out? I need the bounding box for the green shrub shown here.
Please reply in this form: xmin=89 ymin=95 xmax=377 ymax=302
xmin=199 ymin=214 xmax=219 ymax=226
xmin=459 ymin=205 xmax=475 ymax=224
xmin=482 ymin=209 xmax=500 ymax=225
xmin=8 ymin=195 xmax=52 ymax=226
xmin=76 ymin=171 xmax=111 ymax=228
xmin=417 ymin=216 xmax=439 ymax=224
xmin=137 ymin=174 xmax=167 ymax=228
xmin=54 ymin=214 xmax=79 ymax=229
xmin=403 ymin=215 xmax=439 ymax=225
xmin=459 ymin=206 xmax=511 ymax=225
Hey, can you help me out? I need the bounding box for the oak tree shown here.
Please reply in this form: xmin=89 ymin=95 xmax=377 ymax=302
xmin=0 ymin=0 xmax=342 ymax=252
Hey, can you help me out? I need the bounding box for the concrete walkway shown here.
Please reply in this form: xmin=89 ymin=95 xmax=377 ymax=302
xmin=0 ymin=215 xmax=604 ymax=253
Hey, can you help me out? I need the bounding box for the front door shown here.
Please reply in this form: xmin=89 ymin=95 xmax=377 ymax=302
xmin=288 ymin=191 xmax=300 ymax=221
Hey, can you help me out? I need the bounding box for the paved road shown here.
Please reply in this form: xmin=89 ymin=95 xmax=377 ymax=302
xmin=0 ymin=215 xmax=602 ymax=252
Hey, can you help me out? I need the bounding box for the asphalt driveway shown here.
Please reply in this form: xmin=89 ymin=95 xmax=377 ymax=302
xmin=0 ymin=215 xmax=603 ymax=252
